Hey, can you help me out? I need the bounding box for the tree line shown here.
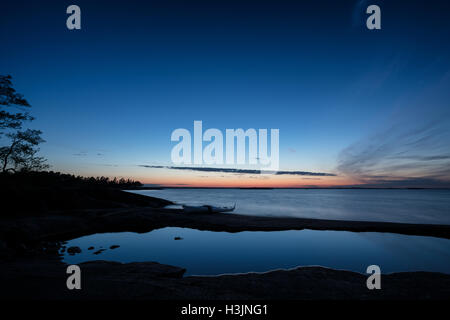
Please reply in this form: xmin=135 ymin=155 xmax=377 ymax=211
xmin=1 ymin=170 xmax=142 ymax=189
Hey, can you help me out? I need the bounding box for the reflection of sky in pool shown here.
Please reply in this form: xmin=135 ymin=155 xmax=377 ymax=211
xmin=62 ymin=228 xmax=450 ymax=276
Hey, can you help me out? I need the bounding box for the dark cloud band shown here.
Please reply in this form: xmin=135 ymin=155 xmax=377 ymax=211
xmin=139 ymin=165 xmax=336 ymax=177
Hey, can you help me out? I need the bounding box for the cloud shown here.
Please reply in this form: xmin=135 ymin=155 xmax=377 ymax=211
xmin=72 ymin=151 xmax=88 ymax=157
xmin=342 ymin=177 xmax=450 ymax=189
xmin=72 ymin=151 xmax=105 ymax=157
xmin=138 ymin=165 xmax=336 ymax=177
xmin=337 ymin=118 xmax=450 ymax=187
xmin=337 ymin=71 xmax=450 ymax=188
xmin=352 ymin=0 xmax=373 ymax=27
xmin=392 ymin=155 xmax=450 ymax=161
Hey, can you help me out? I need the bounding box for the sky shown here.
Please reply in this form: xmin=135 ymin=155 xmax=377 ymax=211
xmin=1 ymin=0 xmax=450 ymax=187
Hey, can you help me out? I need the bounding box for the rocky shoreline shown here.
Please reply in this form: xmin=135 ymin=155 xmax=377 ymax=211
xmin=2 ymin=257 xmax=450 ymax=300
xmin=2 ymin=206 xmax=450 ymax=245
xmin=1 ymin=201 xmax=450 ymax=300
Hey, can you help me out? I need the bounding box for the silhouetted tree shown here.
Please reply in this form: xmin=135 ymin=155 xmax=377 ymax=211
xmin=0 ymin=75 xmax=47 ymax=172
xmin=0 ymin=75 xmax=33 ymax=133
xmin=0 ymin=129 xmax=48 ymax=172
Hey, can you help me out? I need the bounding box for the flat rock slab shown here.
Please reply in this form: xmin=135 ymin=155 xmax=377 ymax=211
xmin=0 ymin=258 xmax=449 ymax=300
xmin=2 ymin=207 xmax=449 ymax=244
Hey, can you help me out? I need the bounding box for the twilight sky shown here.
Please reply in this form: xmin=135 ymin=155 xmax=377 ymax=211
xmin=1 ymin=0 xmax=450 ymax=187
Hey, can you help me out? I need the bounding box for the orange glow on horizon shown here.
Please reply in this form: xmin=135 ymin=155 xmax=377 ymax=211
xmin=75 ymin=166 xmax=358 ymax=188
xmin=139 ymin=174 xmax=357 ymax=188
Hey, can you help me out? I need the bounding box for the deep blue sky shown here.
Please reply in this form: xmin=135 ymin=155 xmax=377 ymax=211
xmin=1 ymin=0 xmax=450 ymax=186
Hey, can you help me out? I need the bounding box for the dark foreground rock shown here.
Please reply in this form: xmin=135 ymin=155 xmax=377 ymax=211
xmin=67 ymin=246 xmax=81 ymax=254
xmin=1 ymin=200 xmax=450 ymax=300
xmin=93 ymin=249 xmax=106 ymax=255
xmin=0 ymin=258 xmax=449 ymax=300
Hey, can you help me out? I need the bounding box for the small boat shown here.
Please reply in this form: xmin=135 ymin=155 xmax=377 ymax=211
xmin=182 ymin=203 xmax=236 ymax=214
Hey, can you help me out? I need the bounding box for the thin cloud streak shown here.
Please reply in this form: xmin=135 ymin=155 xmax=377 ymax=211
xmin=337 ymin=72 xmax=450 ymax=188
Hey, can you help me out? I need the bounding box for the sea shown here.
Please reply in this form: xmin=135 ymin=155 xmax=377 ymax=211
xmin=129 ymin=188 xmax=450 ymax=225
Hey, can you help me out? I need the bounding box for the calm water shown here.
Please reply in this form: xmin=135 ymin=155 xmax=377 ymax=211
xmin=129 ymin=188 xmax=450 ymax=225
xmin=62 ymin=227 xmax=450 ymax=276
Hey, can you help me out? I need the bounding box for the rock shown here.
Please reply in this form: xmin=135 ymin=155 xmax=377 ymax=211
xmin=1 ymin=257 xmax=450 ymax=300
xmin=93 ymin=249 xmax=106 ymax=255
xmin=110 ymin=245 xmax=120 ymax=249
xmin=79 ymin=261 xmax=186 ymax=279
xmin=0 ymin=240 xmax=7 ymax=251
xmin=67 ymin=246 xmax=81 ymax=255
xmin=45 ymin=242 xmax=59 ymax=249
